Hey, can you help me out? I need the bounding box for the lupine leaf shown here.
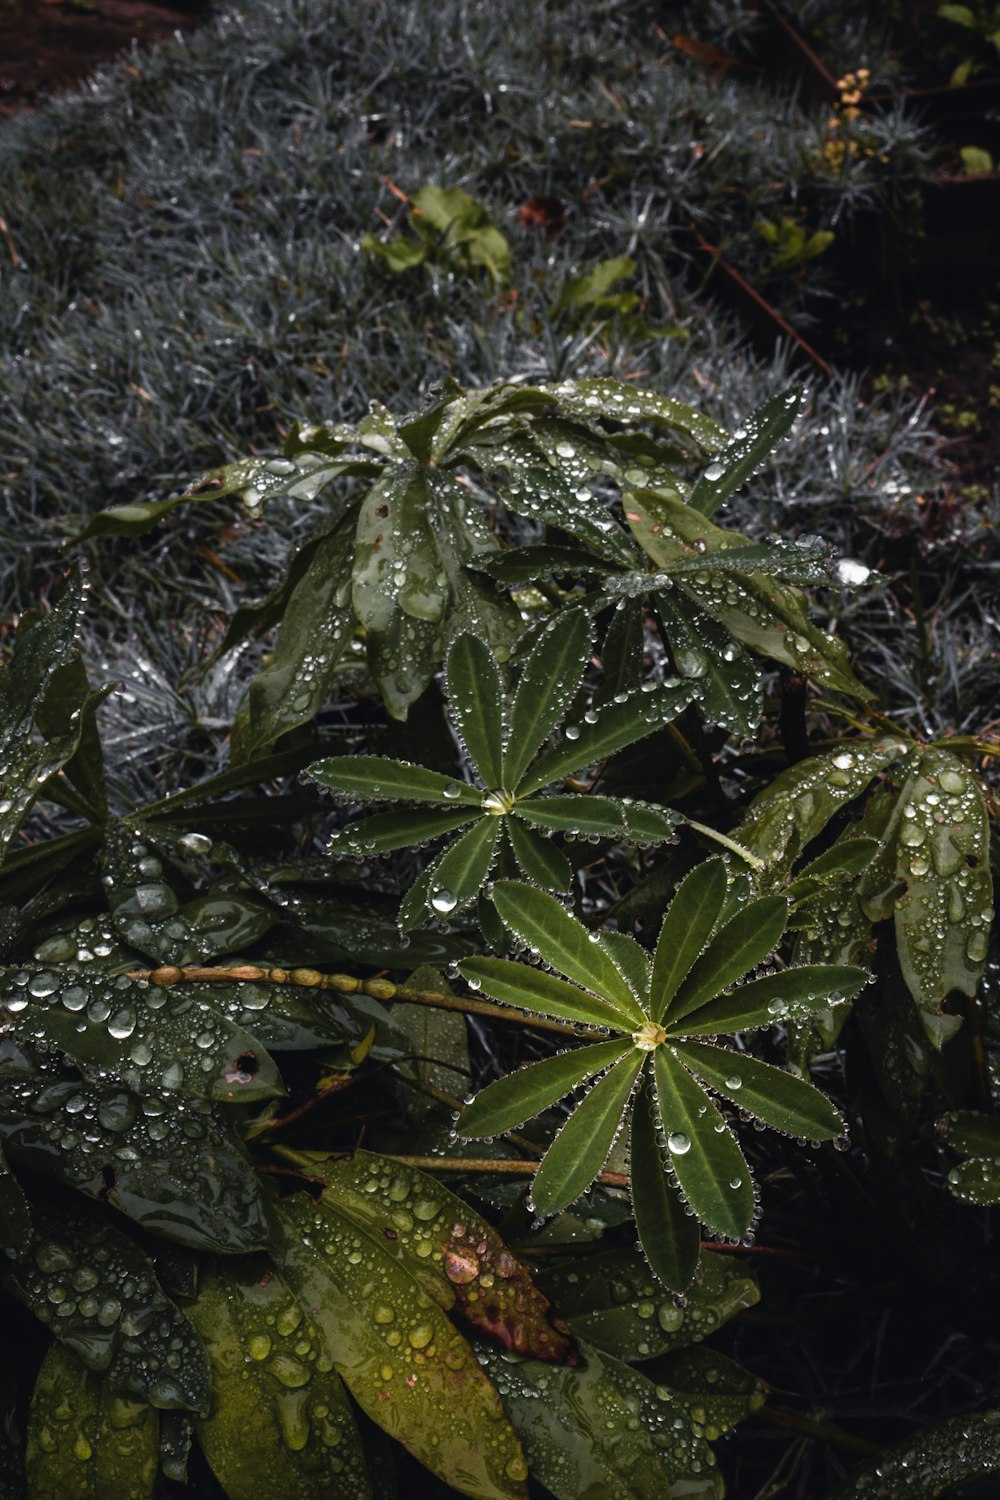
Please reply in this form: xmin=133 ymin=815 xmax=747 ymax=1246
xmin=646 ymin=1347 xmax=766 ymax=1437
xmin=459 ymin=1039 xmax=630 ymax=1139
xmin=543 ymin=377 xmax=728 ymax=453
xmin=593 ymin=598 xmax=645 ymax=706
xmin=188 ymin=1258 xmax=371 ymax=1500
xmin=446 ymin=635 xmax=505 ymax=788
xmin=26 ymin=1342 xmax=159 ymax=1500
xmin=468 ymin=544 xmax=615 ymax=585
xmin=503 ymin=610 xmax=592 ymax=790
xmin=673 ymin=1042 xmax=845 ymax=1139
xmin=279 ymin=1196 xmax=528 ymax=1500
xmin=942 ymin=1110 xmax=1000 ymax=1157
xmin=425 ymin=818 xmax=500 ymax=911
xmin=650 ymin=859 xmax=729 ymax=1024
xmin=504 ymin=818 xmax=573 ymax=890
xmin=517 ymin=795 xmax=681 ymax=843
xmin=687 ymin=387 xmax=804 ymax=516
xmin=655 ymin=589 xmax=762 ymax=736
xmin=310 ymin=755 xmax=482 ymax=807
xmin=664 ymin=896 xmax=789 ymax=1025
xmin=597 ymin=932 xmax=652 ymax=1003
xmin=329 ymin=808 xmax=478 ymax=856
xmin=461 ymin=952 xmax=634 ymax=1028
xmin=826 ymin=1412 xmax=1000 ymax=1499
xmin=490 ymin=882 xmax=646 ymax=1021
xmin=530 ymin=1051 xmax=644 ymax=1215
xmin=944 ymin=1158 xmax=1000 ymax=1205
xmin=677 ymin=964 xmax=867 ymax=1036
xmin=630 ymin=1082 xmax=701 ymax=1292
xmin=518 ymin=680 xmax=698 ymax=798
xmin=653 ymin=1049 xmax=753 ymax=1240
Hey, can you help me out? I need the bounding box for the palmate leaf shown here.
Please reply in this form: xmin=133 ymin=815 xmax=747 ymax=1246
xmin=650 ymin=858 xmax=729 ymax=1024
xmin=330 ymin=808 xmax=478 ymax=856
xmin=187 ymin=1257 xmax=371 ymax=1500
xmin=459 ymin=1041 xmax=631 ymax=1138
xmin=664 ymin=894 xmax=790 ymax=1025
xmin=279 ymin=1194 xmax=528 ymax=1500
xmin=678 ymin=963 xmax=867 ymax=1035
xmin=687 ymin=387 xmax=804 ymax=516
xmin=26 ymin=1341 xmax=159 ymax=1500
xmin=3 ymin=1198 xmax=209 ymax=1413
xmin=502 ymin=609 xmax=593 ymax=789
xmin=504 ymin=819 xmax=572 ymax=891
xmin=674 ymin=1041 xmax=845 ymax=1139
xmin=629 ymin=1082 xmax=701 ymax=1293
xmin=654 ymin=588 xmax=762 ymax=736
xmin=311 ymin=755 xmax=482 ymax=808
xmin=426 ymin=818 xmax=500 ymax=912
xmin=446 ymin=634 xmax=505 ymax=787
xmin=516 ymin=794 xmax=681 ymax=843
xmin=462 ymin=956 xmax=642 ymax=1032
xmin=653 ymin=1048 xmax=754 ymax=1240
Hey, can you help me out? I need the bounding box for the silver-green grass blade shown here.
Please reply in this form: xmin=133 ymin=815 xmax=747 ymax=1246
xmin=654 ymin=1048 xmax=754 ymax=1240
xmin=330 ymin=808 xmax=477 ymax=856
xmin=505 ymin=818 xmax=574 ymax=891
xmin=490 ymin=881 xmax=646 ymax=1023
xmin=630 ymin=1081 xmax=701 ymax=1292
xmin=675 ymin=964 xmax=867 ymax=1037
xmin=530 ymin=1052 xmax=644 ymax=1216
xmin=651 ymin=859 xmax=729 ymax=1024
xmin=425 ymin=818 xmax=500 ymax=913
xmin=664 ymin=896 xmax=789 ymax=1026
xmin=503 ymin=609 xmax=592 ymax=789
xmin=445 ymin=635 xmax=505 ymax=789
xmin=673 ymin=1042 xmax=845 ymax=1140
xmin=459 ymin=957 xmax=637 ymax=1031
xmin=459 ymin=1039 xmax=631 ymax=1139
xmin=311 ymin=755 xmax=482 ymax=807
xmin=518 ymin=681 xmax=698 ymax=798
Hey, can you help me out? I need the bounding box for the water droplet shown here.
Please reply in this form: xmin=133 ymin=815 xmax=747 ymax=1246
xmin=430 ymin=890 xmax=458 ymax=915
xmin=833 ymin=557 xmax=871 ymax=587
xmin=704 ymin=462 xmax=724 ymax=482
xmin=667 ymin=1132 xmax=691 ymax=1155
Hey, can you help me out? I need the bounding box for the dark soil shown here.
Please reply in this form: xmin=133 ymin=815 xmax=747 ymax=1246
xmin=0 ymin=0 xmax=207 ymax=119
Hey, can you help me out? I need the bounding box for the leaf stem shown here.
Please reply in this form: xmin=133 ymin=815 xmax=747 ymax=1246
xmin=756 ymin=1404 xmax=882 ymax=1458
xmin=128 ymin=963 xmax=581 ymax=1037
xmin=381 ymin=1153 xmax=631 ymax=1189
xmin=685 ymin=818 xmax=766 ymax=871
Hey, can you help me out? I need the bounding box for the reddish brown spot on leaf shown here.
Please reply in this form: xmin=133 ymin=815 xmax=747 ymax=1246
xmin=442 ymin=1223 xmax=580 ymax=1365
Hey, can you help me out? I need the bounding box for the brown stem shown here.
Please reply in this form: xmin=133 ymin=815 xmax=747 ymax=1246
xmin=127 ymin=963 xmax=581 ymax=1037
xmin=382 ymin=1153 xmax=631 ymax=1190
xmin=756 ymin=1404 xmax=882 ymax=1458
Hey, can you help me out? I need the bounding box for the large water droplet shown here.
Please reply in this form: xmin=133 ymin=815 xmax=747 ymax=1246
xmin=667 ymin=1132 xmax=691 ymax=1155
xmin=430 ymin=889 xmax=458 ymax=915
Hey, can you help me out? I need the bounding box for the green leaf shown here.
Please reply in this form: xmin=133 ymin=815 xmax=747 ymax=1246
xmin=673 ymin=1042 xmax=844 ymax=1139
xmin=734 ymin=738 xmax=912 ymax=876
xmin=312 ymin=1148 xmax=578 ymax=1364
xmin=892 ymin=750 xmax=993 ymax=1029
xmin=362 ymin=230 xmax=427 ymax=272
xmin=26 ymin=1342 xmax=158 ymax=1500
xmin=469 ymin=544 xmax=614 ymax=586
xmin=4 ymin=1198 xmax=209 ymax=1411
xmin=597 ymin=932 xmax=652 ymax=1002
xmin=392 ymin=966 xmax=471 ymax=1119
xmin=518 ymin=680 xmax=698 ymax=798
xmin=279 ymin=1195 xmax=528 ymax=1500
xmin=653 ymin=1049 xmax=753 ymax=1239
xmin=477 ymin=1338 xmax=721 ymax=1500
xmin=536 ymin=1247 xmax=759 ymax=1360
xmin=944 ymin=1157 xmax=1000 ymax=1205
xmin=677 ymin=963 xmax=867 ymax=1036
xmin=942 ymin=1109 xmax=1000 ymax=1157
xmin=645 ymin=1346 xmax=766 ymax=1437
xmin=687 ymin=388 xmax=803 ymax=516
xmin=544 ymin=378 xmax=728 ymax=453
xmin=594 ymin=598 xmax=645 ymax=706
xmin=503 ymin=610 xmax=592 ymax=790
xmin=329 ymin=808 xmax=477 ymax=856
xmin=517 ymin=794 xmax=681 ymax=843
xmin=826 ymin=1412 xmax=1000 ymax=1499
xmin=555 ymin=254 xmax=637 ymax=311
xmin=655 ymin=588 xmax=762 ymax=735
xmin=459 ymin=1039 xmax=631 ymax=1139
xmin=651 ymin=859 xmax=729 ymax=1024
xmin=531 ymin=1051 xmax=644 ymax=1215
xmin=310 ymin=755 xmax=482 ymax=808
xmin=188 ymin=1257 xmax=371 ymax=1500
xmin=231 ymin=516 xmax=356 ymax=761
xmin=490 ymin=881 xmax=646 ymax=1022
xmin=446 ymin=635 xmax=505 ymax=788
xmin=461 ymin=953 xmax=636 ymax=1029
xmin=630 ymin=1082 xmax=701 ymax=1292
xmin=504 ymin=818 xmax=573 ymax=891
xmin=665 ymin=895 xmax=789 ymax=1025
xmin=425 ymin=818 xmax=500 ymax=911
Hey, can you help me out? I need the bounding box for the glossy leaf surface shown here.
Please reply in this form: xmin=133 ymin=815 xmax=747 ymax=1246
xmin=459 ymin=1040 xmax=630 ymax=1138
xmin=529 ymin=1051 xmax=643 ymax=1215
xmin=654 ymin=1048 xmax=754 ymax=1239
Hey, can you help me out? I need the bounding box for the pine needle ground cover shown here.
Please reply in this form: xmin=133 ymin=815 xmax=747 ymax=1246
xmin=1 ymin=2 xmax=999 ymax=1497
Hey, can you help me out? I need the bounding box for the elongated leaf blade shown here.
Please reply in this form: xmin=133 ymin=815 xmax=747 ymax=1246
xmin=517 ymin=795 xmax=680 ymax=843
xmin=687 ymin=388 xmax=803 ymax=516
xmin=490 ymin=882 xmax=646 ymax=1022
xmin=676 ymin=964 xmax=867 ymax=1036
xmin=665 ymin=896 xmax=789 ymax=1025
xmin=651 ymin=859 xmax=729 ymax=1024
xmin=518 ymin=681 xmax=697 ymax=798
xmin=530 ymin=1052 xmax=643 ymax=1215
xmin=597 ymin=932 xmax=651 ymax=1004
xmin=279 ymin=1196 xmax=527 ymax=1500
xmin=460 ymin=957 xmax=633 ymax=1030
xmin=594 ymin=598 xmax=645 ymax=706
xmin=446 ymin=635 xmax=505 ymax=787
xmin=26 ymin=1342 xmax=159 ymax=1500
xmin=329 ymin=807 xmax=477 ymax=856
xmin=544 ymin=378 xmax=728 ymax=452
xmin=310 ymin=755 xmax=482 ymax=808
xmin=470 ymin=544 xmax=615 ymax=585
xmin=425 ymin=818 xmax=499 ymax=911
xmin=655 ymin=588 xmax=762 ymax=736
xmin=630 ymin=1082 xmax=700 ymax=1291
xmin=826 ymin=1412 xmax=1000 ymax=1500
xmin=673 ymin=1042 xmax=844 ymax=1139
xmin=188 ymin=1259 xmax=371 ymax=1500
xmin=654 ymin=1048 xmax=753 ymax=1239
xmin=504 ymin=817 xmax=573 ymax=890
xmin=504 ymin=610 xmax=592 ymax=789
xmin=942 ymin=1110 xmax=1000 ymax=1158
xmin=459 ymin=1040 xmax=630 ymax=1139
